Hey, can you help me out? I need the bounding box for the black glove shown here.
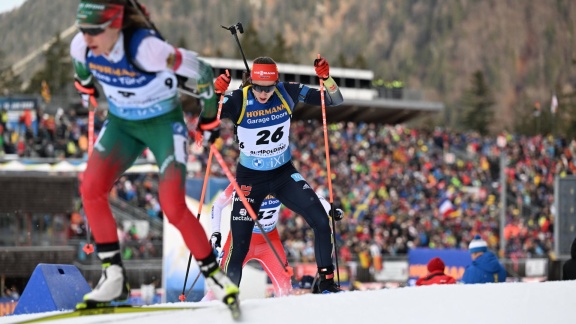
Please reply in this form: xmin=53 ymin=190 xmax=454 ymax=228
xmin=210 ymin=232 xmax=222 ymax=249
xmin=177 ymin=76 xmax=197 ymax=97
xmin=197 ymin=116 xmax=221 ymax=146
xmin=74 ymin=78 xmax=99 ymax=108
xmin=331 ymin=207 xmax=344 ymax=221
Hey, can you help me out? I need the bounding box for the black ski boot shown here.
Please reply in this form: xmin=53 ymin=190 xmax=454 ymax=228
xmin=318 ymin=266 xmax=343 ymax=294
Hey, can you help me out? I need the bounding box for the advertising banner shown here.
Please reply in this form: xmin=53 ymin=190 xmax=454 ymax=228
xmin=0 ymin=298 xmax=17 ymax=317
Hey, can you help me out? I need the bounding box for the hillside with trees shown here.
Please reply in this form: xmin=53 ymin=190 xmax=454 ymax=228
xmin=1 ymin=0 xmax=575 ymax=136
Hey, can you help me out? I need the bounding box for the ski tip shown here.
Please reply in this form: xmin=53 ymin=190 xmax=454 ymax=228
xmin=75 ymin=301 xmax=111 ymax=310
xmin=224 ymin=295 xmax=241 ymax=321
xmin=75 ymin=300 xmax=129 ymax=310
xmin=229 ymin=304 xmax=241 ymax=321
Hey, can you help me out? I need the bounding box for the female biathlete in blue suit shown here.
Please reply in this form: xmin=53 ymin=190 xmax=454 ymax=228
xmin=198 ymin=56 xmax=344 ymax=293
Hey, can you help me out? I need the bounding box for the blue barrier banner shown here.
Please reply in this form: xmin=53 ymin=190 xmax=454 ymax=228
xmin=408 ymin=248 xmax=471 ymax=285
xmin=185 ymin=177 xmax=230 ymax=203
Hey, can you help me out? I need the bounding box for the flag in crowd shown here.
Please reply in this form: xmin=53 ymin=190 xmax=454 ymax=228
xmin=550 ymin=94 xmax=558 ymax=114
xmin=438 ymin=197 xmax=455 ymax=218
xmin=41 ymin=80 xmax=51 ymax=104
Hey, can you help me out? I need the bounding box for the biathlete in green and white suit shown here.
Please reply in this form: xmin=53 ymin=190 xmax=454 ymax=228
xmin=69 ymin=0 xmax=237 ymax=308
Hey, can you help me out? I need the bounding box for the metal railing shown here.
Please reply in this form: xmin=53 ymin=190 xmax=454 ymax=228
xmin=109 ymin=198 xmax=163 ymax=236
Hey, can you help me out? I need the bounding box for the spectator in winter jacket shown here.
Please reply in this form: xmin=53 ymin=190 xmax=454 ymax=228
xmin=416 ymin=257 xmax=456 ymax=286
xmin=462 ymin=235 xmax=507 ymax=284
xmin=562 ymin=236 xmax=576 ymax=280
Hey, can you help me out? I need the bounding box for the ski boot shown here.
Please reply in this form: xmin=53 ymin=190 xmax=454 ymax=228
xmin=76 ymin=251 xmax=130 ymax=309
xmin=318 ymin=266 xmax=344 ymax=294
xmin=198 ymin=254 xmax=240 ymax=319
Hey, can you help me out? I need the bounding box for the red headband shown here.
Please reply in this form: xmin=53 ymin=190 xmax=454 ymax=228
xmin=104 ymin=4 xmax=124 ymax=29
xmin=251 ymin=63 xmax=278 ymax=82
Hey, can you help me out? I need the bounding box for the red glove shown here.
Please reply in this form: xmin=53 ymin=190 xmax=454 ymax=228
xmin=314 ymin=57 xmax=330 ymax=80
xmin=214 ymin=70 xmax=231 ymax=95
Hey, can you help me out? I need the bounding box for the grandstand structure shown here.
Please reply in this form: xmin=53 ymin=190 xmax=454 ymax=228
xmin=202 ymin=57 xmax=444 ymax=124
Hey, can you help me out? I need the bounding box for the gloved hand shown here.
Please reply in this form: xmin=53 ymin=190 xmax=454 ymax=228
xmin=177 ymin=76 xmax=197 ymax=98
xmin=214 ymin=70 xmax=231 ymax=95
xmin=210 ymin=232 xmax=222 ymax=249
xmin=314 ymin=56 xmax=330 ymax=80
xmin=74 ymin=78 xmax=99 ymax=109
xmin=197 ymin=116 xmax=221 ymax=146
xmin=331 ymin=207 xmax=344 ymax=221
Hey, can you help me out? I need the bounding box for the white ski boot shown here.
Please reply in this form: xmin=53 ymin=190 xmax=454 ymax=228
xmin=198 ymin=255 xmax=240 ymax=318
xmin=77 ymin=251 xmax=130 ymax=309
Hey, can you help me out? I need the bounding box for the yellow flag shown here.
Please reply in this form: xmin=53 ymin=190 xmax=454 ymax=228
xmin=41 ymin=80 xmax=51 ymax=103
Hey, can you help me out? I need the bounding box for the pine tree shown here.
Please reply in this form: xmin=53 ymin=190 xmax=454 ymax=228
xmin=268 ymin=32 xmax=295 ymax=64
xmin=460 ymin=71 xmax=494 ymax=135
xmin=176 ymin=36 xmax=187 ymax=49
xmin=352 ymin=53 xmax=368 ymax=69
xmin=25 ymin=33 xmax=72 ymax=96
xmin=336 ymin=53 xmax=349 ymax=68
xmin=0 ymin=51 xmax=23 ymax=95
xmin=239 ymin=23 xmax=266 ymax=62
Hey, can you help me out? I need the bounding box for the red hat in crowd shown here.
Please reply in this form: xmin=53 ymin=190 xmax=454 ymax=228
xmin=427 ymin=257 xmax=445 ymax=272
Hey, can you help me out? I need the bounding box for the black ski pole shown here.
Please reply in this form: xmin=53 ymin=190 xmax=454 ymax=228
xmin=185 ymin=245 xmax=223 ymax=299
xmin=221 ymin=23 xmax=250 ymax=74
xmin=330 ymin=205 xmax=341 ymax=286
xmin=179 ymin=254 xmax=193 ymax=301
xmin=128 ymin=0 xmax=163 ymax=37
xmin=184 ymin=271 xmax=202 ymax=299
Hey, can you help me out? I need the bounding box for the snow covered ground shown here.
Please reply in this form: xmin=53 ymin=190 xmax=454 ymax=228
xmin=1 ymin=280 xmax=575 ymax=324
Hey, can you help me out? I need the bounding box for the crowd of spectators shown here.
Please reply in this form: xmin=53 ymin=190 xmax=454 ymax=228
xmin=3 ymin=106 xmax=574 ymax=266
xmin=1 ymin=285 xmax=20 ymax=300
xmin=111 ymin=174 xmax=163 ymax=220
xmin=0 ymin=106 xmax=107 ymax=159
xmin=280 ymin=121 xmax=569 ymax=265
